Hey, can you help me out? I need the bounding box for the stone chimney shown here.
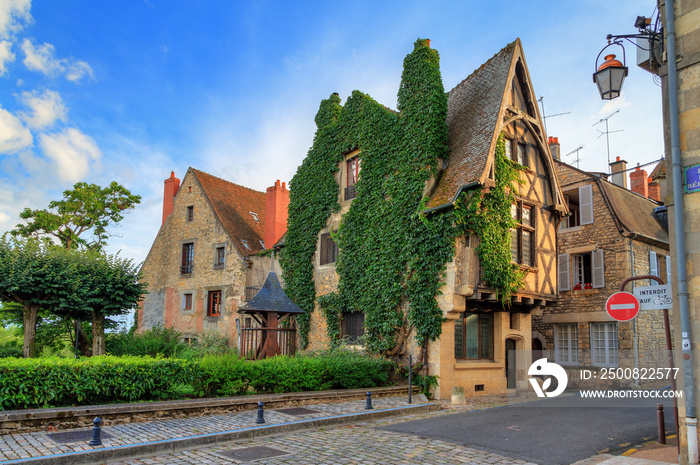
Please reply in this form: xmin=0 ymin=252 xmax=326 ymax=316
xmin=265 ymin=180 xmax=289 ymax=249
xmin=609 ymin=156 xmax=628 ymax=189
xmin=630 ymin=164 xmax=649 ymax=198
xmin=648 ymin=177 xmax=661 ymax=202
xmin=548 ymin=136 xmax=560 ymax=161
xmin=162 ymin=171 xmax=180 ymax=225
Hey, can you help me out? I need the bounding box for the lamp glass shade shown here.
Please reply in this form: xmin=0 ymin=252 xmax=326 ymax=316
xmin=593 ymin=65 xmax=628 ymax=100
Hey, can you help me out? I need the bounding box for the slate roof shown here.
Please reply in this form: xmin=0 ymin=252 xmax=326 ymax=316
xmin=598 ymin=181 xmax=669 ymax=245
xmin=239 ymin=272 xmax=305 ymax=315
xmin=428 ymin=41 xmax=517 ymax=208
xmin=650 ymin=159 xmax=666 ymax=179
xmin=191 ymin=168 xmax=267 ymax=257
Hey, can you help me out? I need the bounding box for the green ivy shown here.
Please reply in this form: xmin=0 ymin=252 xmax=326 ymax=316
xmin=453 ymin=136 xmax=526 ymax=303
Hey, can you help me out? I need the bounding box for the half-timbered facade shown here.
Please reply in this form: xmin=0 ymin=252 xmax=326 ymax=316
xmin=425 ymin=39 xmax=566 ymax=398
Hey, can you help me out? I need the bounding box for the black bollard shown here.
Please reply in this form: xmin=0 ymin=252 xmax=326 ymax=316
xmin=657 ymin=404 xmax=666 ymax=444
xmin=256 ymin=401 xmax=265 ymax=424
xmin=408 ymin=354 xmax=413 ymax=404
xmin=365 ymin=391 xmax=373 ymax=410
xmin=88 ymin=417 xmax=102 ymax=446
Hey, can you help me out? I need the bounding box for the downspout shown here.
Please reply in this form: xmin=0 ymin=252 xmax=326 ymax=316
xmin=629 ymin=233 xmax=639 ymax=385
xmin=664 ymin=0 xmax=698 ymax=462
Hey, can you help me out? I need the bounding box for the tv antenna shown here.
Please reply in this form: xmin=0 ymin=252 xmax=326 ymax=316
xmin=538 ymin=96 xmax=571 ymax=135
xmin=593 ymin=110 xmax=623 ymax=174
xmin=565 ymin=145 xmax=584 ymax=169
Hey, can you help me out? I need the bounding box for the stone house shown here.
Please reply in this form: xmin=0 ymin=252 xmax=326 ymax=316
xmin=283 ymin=38 xmax=567 ymax=400
xmin=534 ymin=147 xmax=671 ymax=386
xmin=138 ymin=168 xmax=289 ymax=344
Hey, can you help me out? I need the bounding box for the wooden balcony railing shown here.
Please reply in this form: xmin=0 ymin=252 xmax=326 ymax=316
xmin=240 ymin=327 xmax=296 ymax=360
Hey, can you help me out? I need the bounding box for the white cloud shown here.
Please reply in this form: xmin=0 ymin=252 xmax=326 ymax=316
xmin=0 ymin=105 xmax=32 ymax=152
xmin=0 ymin=0 xmax=31 ymax=40
xmin=21 ymin=38 xmax=94 ymax=82
xmin=19 ymin=89 xmax=67 ymax=129
xmin=38 ymin=128 xmax=101 ymax=183
xmin=0 ymin=40 xmax=14 ymax=76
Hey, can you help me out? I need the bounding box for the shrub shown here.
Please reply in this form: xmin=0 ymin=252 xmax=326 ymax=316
xmin=0 ymin=356 xmax=196 ymax=410
xmin=106 ymin=325 xmax=186 ymax=358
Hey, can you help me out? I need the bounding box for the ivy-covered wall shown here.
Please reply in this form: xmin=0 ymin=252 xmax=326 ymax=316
xmin=281 ymin=39 xmax=526 ymax=355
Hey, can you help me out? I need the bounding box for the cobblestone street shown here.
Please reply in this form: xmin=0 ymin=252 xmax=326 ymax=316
xmin=106 ymin=418 xmax=537 ymax=465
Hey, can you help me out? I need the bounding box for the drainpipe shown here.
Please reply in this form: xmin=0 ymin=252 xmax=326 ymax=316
xmin=664 ymin=0 xmax=698 ymax=462
xmin=629 ymin=234 xmax=639 ymax=384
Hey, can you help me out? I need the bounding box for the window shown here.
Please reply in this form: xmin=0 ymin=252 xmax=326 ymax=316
xmin=555 ymin=324 xmax=579 ymax=364
xmin=214 ymin=246 xmax=225 ymax=269
xmin=559 ymin=249 xmax=604 ymax=291
xmin=561 ymin=185 xmax=593 ymax=229
xmin=186 ymin=205 xmax=194 ymax=221
xmin=591 ymin=322 xmax=618 ymax=366
xmin=181 ymin=242 xmax=194 ymax=274
xmin=341 ymin=311 xmax=364 ymax=343
xmin=207 ymin=290 xmax=222 ymax=317
xmin=345 ymin=155 xmax=361 ymax=200
xmin=666 ymin=255 xmax=671 ymax=285
xmin=649 ymin=251 xmax=660 ymax=285
xmin=454 ymin=312 xmax=494 ymax=360
xmin=504 ymin=138 xmax=513 ymax=160
xmin=182 ymin=293 xmax=193 ymax=311
xmin=517 ymin=143 xmax=526 ymax=166
xmin=259 ymin=240 xmax=265 ymax=248
xmin=320 ymin=232 xmax=338 ymax=265
xmin=510 ymin=202 xmax=535 ymax=267
xmin=241 ymin=239 xmax=250 ymax=250
xmin=249 ymin=211 xmax=260 ymax=223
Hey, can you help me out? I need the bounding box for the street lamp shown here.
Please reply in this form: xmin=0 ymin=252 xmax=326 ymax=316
xmin=592 ymin=16 xmax=662 ymax=101
xmin=593 ymin=45 xmax=628 ymax=100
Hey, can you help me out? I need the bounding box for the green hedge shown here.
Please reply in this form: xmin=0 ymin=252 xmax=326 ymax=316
xmin=0 ymin=351 xmax=395 ymax=410
xmin=0 ymin=356 xmax=196 ymax=410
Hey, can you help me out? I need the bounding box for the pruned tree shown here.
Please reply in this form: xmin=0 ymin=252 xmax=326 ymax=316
xmin=0 ymin=237 xmax=80 ymax=357
xmin=12 ymin=181 xmax=141 ymax=250
xmin=77 ymin=252 xmax=146 ymax=356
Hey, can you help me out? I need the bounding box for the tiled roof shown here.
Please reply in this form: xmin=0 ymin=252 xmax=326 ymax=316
xmin=191 ymin=168 xmax=267 ymax=257
xmin=239 ymin=272 xmax=305 ymax=315
xmin=428 ymin=40 xmax=517 ymax=208
xmin=650 ymin=159 xmax=666 ymax=179
xmin=598 ymin=181 xmax=669 ymax=245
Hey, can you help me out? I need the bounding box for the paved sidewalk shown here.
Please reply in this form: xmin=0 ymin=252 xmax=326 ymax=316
xmin=0 ymin=393 xmax=678 ymax=465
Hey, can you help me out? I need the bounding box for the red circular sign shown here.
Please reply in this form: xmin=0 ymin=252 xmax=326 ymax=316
xmin=606 ymin=292 xmax=640 ymax=321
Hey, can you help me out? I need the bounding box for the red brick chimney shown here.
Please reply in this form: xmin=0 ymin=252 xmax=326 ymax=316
xmin=648 ymin=177 xmax=661 ymax=202
xmin=265 ymin=180 xmax=289 ymax=249
xmin=548 ymin=136 xmax=561 ymax=161
xmin=162 ymin=171 xmax=180 ymax=225
xmin=629 ymin=164 xmax=648 ymax=198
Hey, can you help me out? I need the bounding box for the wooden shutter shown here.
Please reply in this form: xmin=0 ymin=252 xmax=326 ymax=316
xmin=558 ymin=254 xmax=570 ymax=291
xmin=666 ymin=255 xmax=672 ymax=285
xmin=579 ymin=185 xmax=594 ymax=225
xmin=649 ymin=251 xmax=658 ymax=285
xmin=592 ymin=249 xmax=605 ymax=289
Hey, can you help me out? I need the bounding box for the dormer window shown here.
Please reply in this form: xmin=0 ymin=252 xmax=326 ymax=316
xmin=241 ymin=239 xmax=251 ymax=250
xmin=259 ymin=240 xmax=265 ymax=248
xmin=345 ymin=155 xmax=361 ymax=200
xmin=249 ymin=211 xmax=259 ymax=223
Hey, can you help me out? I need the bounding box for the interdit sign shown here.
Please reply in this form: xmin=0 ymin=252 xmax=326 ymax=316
xmin=632 ymin=284 xmax=673 ymax=310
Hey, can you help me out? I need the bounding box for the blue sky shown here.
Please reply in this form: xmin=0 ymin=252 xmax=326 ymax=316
xmin=1 ymin=0 xmax=664 ymax=264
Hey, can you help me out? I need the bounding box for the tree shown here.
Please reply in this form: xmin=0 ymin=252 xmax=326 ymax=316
xmin=12 ymin=181 xmax=141 ymax=250
xmin=76 ymin=252 xmax=146 ymax=356
xmin=0 ymin=237 xmax=80 ymax=357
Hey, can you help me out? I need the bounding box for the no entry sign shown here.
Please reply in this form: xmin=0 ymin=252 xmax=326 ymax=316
xmin=606 ymin=292 xmax=640 ymax=321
